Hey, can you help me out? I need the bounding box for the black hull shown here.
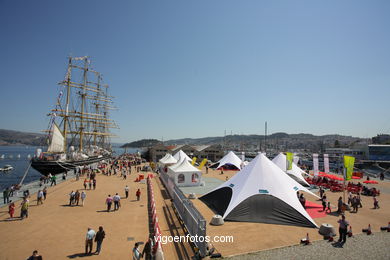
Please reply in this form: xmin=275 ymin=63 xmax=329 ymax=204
xmin=31 ymin=155 xmax=111 ymax=176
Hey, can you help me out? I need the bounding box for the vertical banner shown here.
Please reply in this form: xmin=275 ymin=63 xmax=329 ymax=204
xmin=191 ymin=157 xmax=197 ymax=165
xmin=313 ymin=153 xmax=319 ymax=176
xmin=286 ymin=152 xmax=294 ymax=171
xmin=241 ymin=152 xmax=245 ymax=162
xmin=344 ymin=155 xmax=355 ymax=181
xmin=198 ymin=158 xmax=208 ymax=169
xmin=324 ymin=154 xmax=330 ymax=173
xmin=293 ymin=155 xmax=300 ymax=165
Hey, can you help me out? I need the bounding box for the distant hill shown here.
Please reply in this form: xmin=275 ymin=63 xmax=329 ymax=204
xmin=0 ymin=129 xmax=46 ymax=146
xmin=121 ymin=139 xmax=162 ymax=148
xmin=122 ymin=132 xmax=370 ymax=152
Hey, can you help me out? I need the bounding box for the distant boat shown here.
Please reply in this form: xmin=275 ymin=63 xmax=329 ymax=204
xmin=9 ymin=155 xmax=13 ymax=159
xmin=27 ymin=154 xmax=31 ymax=159
xmin=0 ymin=165 xmax=14 ymax=172
xmin=17 ymin=154 xmax=21 ymax=159
xmin=0 ymin=154 xmax=4 ymax=159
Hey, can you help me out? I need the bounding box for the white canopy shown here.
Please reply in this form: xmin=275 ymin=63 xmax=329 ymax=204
xmin=200 ymin=153 xmax=318 ymax=228
xmin=173 ymin=150 xmax=192 ymax=162
xmin=170 ymin=158 xmax=201 ymax=173
xmin=168 ymin=158 xmax=202 ymax=187
xmin=272 ymin=153 xmax=310 ymax=187
xmin=159 ymin=153 xmax=177 ymax=164
xmin=215 ymin=151 xmax=242 ymax=170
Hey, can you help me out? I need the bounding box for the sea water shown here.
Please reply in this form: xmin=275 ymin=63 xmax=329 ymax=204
xmin=0 ymin=145 xmax=138 ymax=191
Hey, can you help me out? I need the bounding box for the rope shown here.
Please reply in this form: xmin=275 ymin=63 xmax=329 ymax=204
xmin=18 ymin=162 xmax=32 ymax=186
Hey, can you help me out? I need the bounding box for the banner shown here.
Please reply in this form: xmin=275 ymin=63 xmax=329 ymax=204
xmin=344 ymin=155 xmax=355 ymax=181
xmin=293 ymin=155 xmax=300 ymax=165
xmin=286 ymin=152 xmax=293 ymax=171
xmin=313 ymin=153 xmax=319 ymax=176
xmin=324 ymin=154 xmax=330 ymax=173
xmin=191 ymin=157 xmax=197 ymax=165
xmin=198 ymin=158 xmax=208 ymax=169
xmin=241 ymin=152 xmax=245 ymax=162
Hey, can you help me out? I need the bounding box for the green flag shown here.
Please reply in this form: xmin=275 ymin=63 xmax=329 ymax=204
xmin=343 ymin=155 xmax=355 ymax=181
xmin=286 ymin=152 xmax=293 ymax=171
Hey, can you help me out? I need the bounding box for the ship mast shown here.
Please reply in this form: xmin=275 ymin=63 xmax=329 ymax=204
xmin=62 ymin=57 xmax=72 ymax=154
xmin=49 ymin=56 xmax=118 ymax=154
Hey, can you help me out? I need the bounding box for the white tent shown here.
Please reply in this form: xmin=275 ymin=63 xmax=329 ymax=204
xmin=168 ymin=159 xmax=202 ymax=187
xmin=272 ymin=153 xmax=310 ymax=187
xmin=213 ymin=151 xmax=242 ymax=170
xmin=159 ymin=153 xmax=177 ymax=165
xmin=200 ymin=153 xmax=318 ymax=228
xmin=173 ymin=150 xmax=192 ymax=162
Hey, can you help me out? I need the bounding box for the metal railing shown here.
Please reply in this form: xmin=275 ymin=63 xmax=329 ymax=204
xmin=159 ymin=170 xmax=207 ymax=257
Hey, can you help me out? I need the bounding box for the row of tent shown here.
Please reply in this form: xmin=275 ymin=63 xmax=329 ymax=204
xmin=159 ymin=150 xmax=202 ymax=187
xmin=211 ymin=151 xmax=310 ymax=187
xmin=159 ymin=150 xmax=317 ymax=228
xmin=200 ymin=153 xmax=319 ymax=228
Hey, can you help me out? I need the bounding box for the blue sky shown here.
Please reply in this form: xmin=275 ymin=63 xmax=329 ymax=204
xmin=0 ymin=0 xmax=389 ymax=143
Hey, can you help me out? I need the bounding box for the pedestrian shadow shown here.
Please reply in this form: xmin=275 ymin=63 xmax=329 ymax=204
xmin=67 ymin=252 xmax=92 ymax=258
xmin=130 ymin=200 xmax=138 ymax=202
xmin=96 ymin=210 xmax=109 ymax=213
xmin=60 ymin=204 xmax=73 ymax=207
xmin=0 ymin=217 xmax=21 ymax=222
xmin=326 ymin=212 xmax=340 ymax=217
xmin=332 ymin=241 xmax=344 ymax=248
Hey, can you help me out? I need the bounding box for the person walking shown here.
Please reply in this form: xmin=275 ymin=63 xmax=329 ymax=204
xmin=81 ymin=191 xmax=86 ymax=206
xmin=20 ymin=197 xmax=29 ymax=219
xmin=85 ymin=228 xmax=96 ymax=255
xmin=3 ymin=187 xmax=10 ymax=204
xmin=337 ymin=215 xmax=349 ymax=244
xmin=142 ymin=236 xmax=153 ymax=260
xmin=95 ymin=226 xmax=105 ymax=255
xmin=93 ymin=179 xmax=97 ymax=190
xmin=125 ymin=185 xmax=129 ymax=199
xmin=373 ymin=196 xmax=380 ymax=209
xmin=50 ymin=175 xmax=57 ymax=186
xmin=113 ymin=193 xmax=121 ymax=211
xmin=69 ymin=191 xmax=75 ymax=206
xmin=106 ymin=195 xmax=113 ymax=212
xmin=37 ymin=190 xmax=44 ymax=205
xmin=136 ymin=189 xmax=141 ymax=201
xmin=75 ymin=190 xmax=80 ymax=206
xmin=322 ymin=194 xmax=327 ymax=212
xmin=42 ymin=187 xmax=47 ymax=200
xmin=337 ymin=196 xmax=343 ymax=214
xmin=132 ymin=243 xmax=141 ymax=260
xmin=8 ymin=202 xmax=15 ymax=218
xmin=83 ymin=179 xmax=88 ymax=190
xmin=88 ymin=180 xmax=92 ymax=190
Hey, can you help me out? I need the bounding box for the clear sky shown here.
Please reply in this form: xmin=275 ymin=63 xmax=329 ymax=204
xmin=0 ymin=0 xmax=389 ymax=143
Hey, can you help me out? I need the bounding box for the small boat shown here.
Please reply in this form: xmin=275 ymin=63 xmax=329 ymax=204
xmin=27 ymin=154 xmax=31 ymax=159
xmin=0 ymin=165 xmax=14 ymax=172
xmin=0 ymin=154 xmax=4 ymax=159
xmin=17 ymin=154 xmax=21 ymax=159
xmin=9 ymin=155 xmax=13 ymax=159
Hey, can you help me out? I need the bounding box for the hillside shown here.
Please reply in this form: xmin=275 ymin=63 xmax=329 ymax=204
xmin=0 ymin=129 xmax=46 ymax=146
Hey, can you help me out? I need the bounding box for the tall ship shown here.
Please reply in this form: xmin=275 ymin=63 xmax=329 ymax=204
xmin=31 ymin=56 xmax=118 ymax=176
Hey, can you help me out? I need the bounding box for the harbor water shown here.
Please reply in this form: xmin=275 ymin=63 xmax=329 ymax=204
xmin=0 ymin=145 xmax=138 ymax=191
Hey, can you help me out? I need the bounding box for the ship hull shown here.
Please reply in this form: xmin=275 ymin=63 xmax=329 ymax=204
xmin=31 ymin=155 xmax=111 ymax=176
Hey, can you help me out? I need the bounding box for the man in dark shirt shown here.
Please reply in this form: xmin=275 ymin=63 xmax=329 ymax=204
xmin=95 ymin=226 xmax=106 ymax=255
xmin=27 ymin=250 xmax=43 ymax=260
xmin=337 ymin=215 xmax=349 ymax=244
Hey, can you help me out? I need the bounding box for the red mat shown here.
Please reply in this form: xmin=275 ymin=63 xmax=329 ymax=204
xmin=305 ymin=201 xmax=327 ymax=219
